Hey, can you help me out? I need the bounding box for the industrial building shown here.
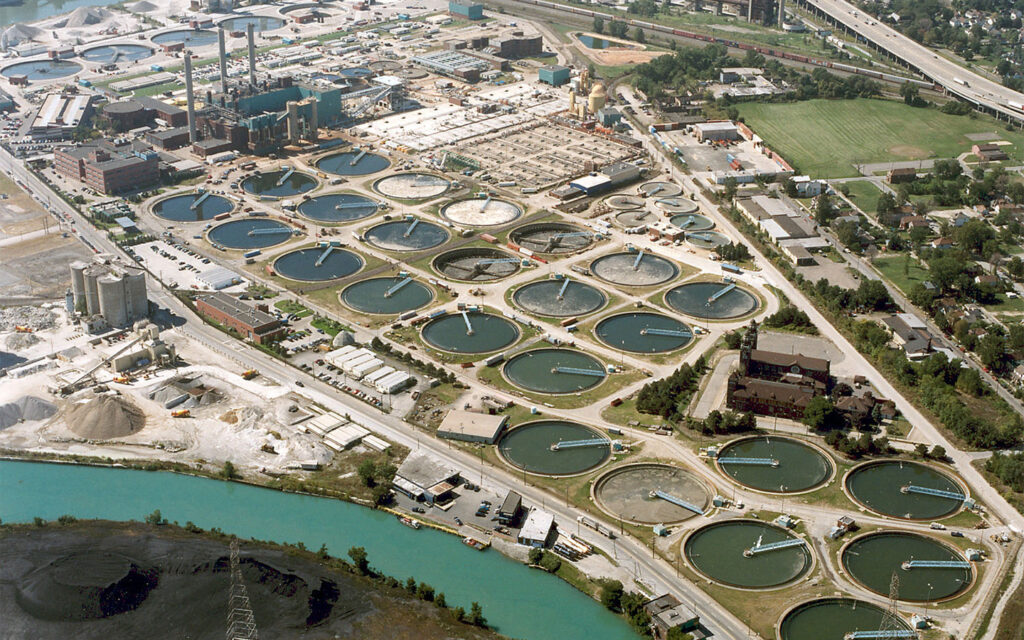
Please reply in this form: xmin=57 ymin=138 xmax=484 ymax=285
xmin=436 ymin=409 xmax=509 ymax=444
xmin=393 ymin=451 xmax=461 ymax=504
xmin=194 ymin=292 xmax=285 ymax=344
xmin=69 ymin=260 xmax=149 ymax=330
xmin=566 ymin=161 xmax=643 ymax=197
xmin=27 ymin=94 xmax=94 ymax=140
xmin=518 ymin=508 xmax=555 ymax=547
xmin=55 ymin=139 xmax=160 ymax=194
xmin=538 ymin=64 xmax=570 ymax=86
xmin=694 ymin=121 xmax=741 ymax=142
xmin=644 ymin=594 xmax=700 ymax=640
xmin=412 ymin=50 xmax=492 ymax=82
xmin=449 ymin=0 xmax=484 ymax=19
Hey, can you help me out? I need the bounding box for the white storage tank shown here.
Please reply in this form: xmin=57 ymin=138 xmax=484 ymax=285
xmin=125 ymin=269 xmax=148 ymax=323
xmin=97 ymin=274 xmax=128 ymax=327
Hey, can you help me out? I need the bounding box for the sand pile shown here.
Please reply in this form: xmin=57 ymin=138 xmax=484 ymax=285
xmin=0 ymin=306 xmax=56 ymax=332
xmin=65 ymin=395 xmax=146 ymax=439
xmin=6 ymin=332 xmax=40 ymax=351
xmin=54 ymin=7 xmax=113 ymax=28
xmin=1 ymin=23 xmax=43 ymax=48
xmin=0 ymin=396 xmax=57 ymax=429
xmin=127 ymin=1 xmax=157 ymax=12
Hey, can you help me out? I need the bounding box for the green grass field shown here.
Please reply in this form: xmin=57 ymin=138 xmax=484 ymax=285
xmin=737 ymin=99 xmax=1024 ymax=178
xmin=843 ymin=180 xmax=883 ymax=215
xmin=871 ymin=254 xmax=931 ymax=294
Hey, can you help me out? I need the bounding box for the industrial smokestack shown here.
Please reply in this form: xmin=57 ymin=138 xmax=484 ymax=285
xmin=247 ymin=23 xmax=256 ymax=87
xmin=217 ymin=28 xmax=228 ymax=94
xmin=777 ymin=0 xmax=785 ymax=25
xmin=184 ymin=52 xmax=197 ymax=144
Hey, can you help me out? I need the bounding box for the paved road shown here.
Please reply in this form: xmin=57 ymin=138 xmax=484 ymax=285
xmin=800 ymin=0 xmax=1024 ymax=122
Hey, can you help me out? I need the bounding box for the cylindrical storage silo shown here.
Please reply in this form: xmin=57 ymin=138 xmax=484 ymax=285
xmin=98 ymin=274 xmax=128 ymax=327
xmin=84 ymin=269 xmax=101 ymax=315
xmin=70 ymin=261 xmax=88 ymax=307
xmin=124 ymin=270 xmax=148 ymax=322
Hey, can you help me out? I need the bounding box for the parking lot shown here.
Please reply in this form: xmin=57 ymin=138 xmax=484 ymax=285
xmin=289 ymin=346 xmax=427 ymax=415
xmin=391 ymin=479 xmax=525 ymax=540
xmin=129 ymin=239 xmax=247 ymax=293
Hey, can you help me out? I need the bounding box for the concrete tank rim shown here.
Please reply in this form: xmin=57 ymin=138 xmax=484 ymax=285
xmin=841 ymin=458 xmax=969 ymax=521
xmin=510 ymin=278 xmax=607 ymax=318
xmin=363 ymin=218 xmax=451 ymax=252
xmin=501 ymin=346 xmax=606 ymax=395
xmin=371 ymin=171 xmax=451 ymax=201
xmin=205 ymin=218 xmax=294 ymax=251
xmin=591 ymin=461 xmax=713 ymax=526
xmin=149 ymin=190 xmax=236 ymax=222
xmin=776 ymin=596 xmax=911 ymax=640
xmin=592 ymin=311 xmax=693 ymax=354
xmin=431 ymin=246 xmax=521 ymax=283
xmin=589 ymin=250 xmax=679 ymax=287
xmin=338 ymin=277 xmax=435 ymax=315
xmin=420 ymin=310 xmax=520 ymax=354
xmin=714 ymin=434 xmax=836 ymax=496
xmin=439 ymin=197 xmax=523 ymax=227
xmin=271 ymin=246 xmax=364 ymax=282
xmin=508 ymin=221 xmax=594 ymax=255
xmin=495 ymin=418 xmax=612 ymax=478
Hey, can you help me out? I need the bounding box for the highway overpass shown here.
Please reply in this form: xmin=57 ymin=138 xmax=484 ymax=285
xmin=797 ymin=0 xmax=1024 ymax=124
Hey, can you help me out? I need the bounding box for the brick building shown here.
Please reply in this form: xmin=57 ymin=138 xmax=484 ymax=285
xmin=195 ymin=292 xmax=285 ymax=344
xmin=55 ymin=141 xmax=160 ymax=195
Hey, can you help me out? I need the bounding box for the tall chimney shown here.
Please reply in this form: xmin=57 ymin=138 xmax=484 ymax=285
xmin=247 ymin=23 xmax=256 ymax=86
xmin=217 ymin=28 xmax=228 ymax=94
xmin=184 ymin=52 xmax=197 ymax=144
xmin=777 ymin=0 xmax=785 ymax=25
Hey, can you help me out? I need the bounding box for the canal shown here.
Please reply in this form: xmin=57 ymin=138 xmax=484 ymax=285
xmin=0 ymin=460 xmax=639 ymax=640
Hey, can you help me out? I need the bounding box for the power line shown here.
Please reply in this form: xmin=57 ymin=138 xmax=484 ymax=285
xmin=226 ymin=538 xmax=259 ymax=640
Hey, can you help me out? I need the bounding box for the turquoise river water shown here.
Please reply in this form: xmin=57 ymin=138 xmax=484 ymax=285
xmin=0 ymin=460 xmax=638 ymax=640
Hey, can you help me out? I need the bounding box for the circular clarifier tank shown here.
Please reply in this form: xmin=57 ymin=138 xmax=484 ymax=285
xmin=595 ymin=312 xmax=692 ymax=353
xmin=364 ymin=219 xmax=450 ymax=252
xmin=605 ymin=194 xmax=645 ymax=210
xmin=297 ymin=193 xmax=378 ymax=223
xmin=614 ymin=208 xmax=657 ymax=228
xmin=80 ymin=44 xmax=153 ymax=64
xmin=208 ymin=218 xmax=293 ymax=250
xmin=595 ymin=464 xmax=709 ymax=524
xmin=687 ymin=230 xmax=731 ymax=249
xmin=272 ymin=247 xmax=362 ymax=282
xmin=340 ymin=277 xmax=433 ymax=315
xmin=433 ymin=247 xmax=521 ymax=282
xmin=841 ymin=532 xmax=972 ymax=601
xmin=717 ymin=436 xmax=832 ymax=494
xmin=504 ymin=348 xmax=606 ymax=394
xmin=590 ymin=252 xmax=678 ymax=287
xmin=684 ymin=520 xmax=812 ymax=589
xmin=498 ymin=420 xmax=610 ymax=476
xmin=440 ymin=197 xmax=522 ymax=227
xmin=665 ymin=281 xmax=759 ymax=319
xmin=373 ymin=172 xmax=450 ymax=200
xmin=241 ymin=170 xmax=316 ymax=198
xmin=510 ymin=222 xmax=594 ymax=255
xmin=779 ymin=599 xmax=912 ymax=640
xmin=2 ymin=59 xmax=82 ymax=80
xmin=340 ymin=67 xmax=373 ymax=79
xmin=317 ymin=150 xmax=391 ymax=176
xmin=152 ymin=29 xmax=219 ymax=47
xmin=421 ymin=311 xmax=519 ymax=354
xmin=219 ymin=15 xmax=285 ymax=32
xmin=845 ymin=460 xmax=966 ymax=520
xmin=639 ymin=181 xmax=682 ymax=198
xmin=669 ymin=213 xmax=714 ymax=231
xmin=152 ymin=192 xmax=233 ymax=222
xmin=655 ymin=196 xmax=699 ymax=215
xmin=512 ymin=279 xmax=606 ymax=318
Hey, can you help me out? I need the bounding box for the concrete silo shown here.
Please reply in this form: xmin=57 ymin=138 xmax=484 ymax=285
xmin=69 ymin=261 xmax=88 ymax=309
xmin=124 ymin=269 xmax=148 ymax=323
xmin=84 ymin=266 xmax=102 ymax=315
xmin=97 ymin=274 xmax=128 ymax=327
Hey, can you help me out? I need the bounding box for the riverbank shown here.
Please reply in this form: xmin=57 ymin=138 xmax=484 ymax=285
xmin=0 ymin=518 xmax=505 ymax=639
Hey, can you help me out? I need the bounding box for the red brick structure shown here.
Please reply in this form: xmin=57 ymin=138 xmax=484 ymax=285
xmin=195 ymin=292 xmax=285 ymax=344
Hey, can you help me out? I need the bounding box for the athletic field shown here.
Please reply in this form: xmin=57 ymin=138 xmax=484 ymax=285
xmin=737 ymin=99 xmax=1024 ymax=178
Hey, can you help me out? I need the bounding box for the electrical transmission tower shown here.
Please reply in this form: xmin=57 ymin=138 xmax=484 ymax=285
xmin=878 ymin=571 xmax=904 ymax=639
xmin=226 ymin=538 xmax=259 ymax=640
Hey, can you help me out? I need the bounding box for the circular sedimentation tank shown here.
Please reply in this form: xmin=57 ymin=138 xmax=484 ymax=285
xmin=687 ymin=230 xmax=731 ymax=249
xmin=296 ymin=193 xmax=378 ymax=224
xmin=605 ymin=194 xmax=645 ymax=210
xmin=717 ymin=436 xmax=832 ymax=494
xmin=669 ymin=213 xmax=714 ymax=231
xmin=655 ymin=197 xmax=699 ymax=215
xmin=152 ymin=29 xmax=218 ymax=47
xmin=317 ymin=150 xmax=391 ymax=176
xmin=421 ymin=311 xmax=519 ymax=354
xmin=373 ymin=172 xmax=450 ymax=200
xmin=614 ymin=209 xmax=656 ymax=228
xmin=433 ymin=247 xmax=520 ymax=282
xmin=504 ymin=348 xmax=605 ymax=394
xmin=241 ymin=170 xmax=316 ymax=198
xmin=272 ymin=247 xmax=362 ymax=282
xmin=639 ymin=181 xmax=682 ymax=198
xmin=684 ymin=520 xmax=812 ymax=589
xmin=219 ymin=15 xmax=285 ymax=32
xmin=152 ymin=193 xmax=233 ymax=222
xmin=665 ymin=281 xmax=759 ymax=319
xmin=498 ymin=420 xmax=610 ymax=476
xmin=512 ymin=279 xmax=606 ymax=318
xmin=364 ymin=219 xmax=449 ymax=252
xmin=340 ymin=277 xmax=433 ymax=315
xmin=208 ymin=218 xmax=293 ymax=250
xmin=1 ymin=59 xmax=82 ymax=80
xmin=841 ymin=532 xmax=972 ymax=601
xmin=779 ymin=598 xmax=912 ymax=640
xmin=510 ymin=222 xmax=594 ymax=255
xmin=594 ymin=312 xmax=692 ymax=353
xmin=590 ymin=252 xmax=678 ymax=287
xmin=845 ymin=460 xmax=966 ymax=520
xmin=368 ymin=59 xmax=402 ymax=73
xmin=595 ymin=464 xmax=709 ymax=524
xmin=340 ymin=67 xmax=373 ymax=79
xmin=440 ymin=197 xmax=522 ymax=227
xmin=81 ymin=44 xmax=153 ymax=64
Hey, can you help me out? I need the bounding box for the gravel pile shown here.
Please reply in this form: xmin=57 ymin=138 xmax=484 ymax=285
xmin=0 ymin=306 xmax=57 ymax=332
xmin=5 ymin=332 xmax=41 ymax=351
xmin=65 ymin=395 xmax=146 ymax=440
xmin=0 ymin=396 xmax=57 ymax=429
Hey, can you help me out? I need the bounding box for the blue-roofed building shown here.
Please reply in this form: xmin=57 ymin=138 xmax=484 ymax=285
xmin=115 ymin=216 xmax=140 ymax=234
xmin=538 ymin=64 xmax=570 ymax=86
xmin=449 ymin=0 xmax=484 ymax=19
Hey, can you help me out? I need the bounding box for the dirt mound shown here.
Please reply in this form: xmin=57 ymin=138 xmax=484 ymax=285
xmin=127 ymin=0 xmax=157 ymax=11
xmin=0 ymin=306 xmax=56 ymax=333
xmin=54 ymin=7 xmax=112 ymax=28
xmin=219 ymin=409 xmax=239 ymax=424
xmin=16 ymin=551 xmax=158 ymax=621
xmin=6 ymin=332 xmax=40 ymax=351
xmin=0 ymin=396 xmax=57 ymax=429
xmin=65 ymin=395 xmax=145 ymax=439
